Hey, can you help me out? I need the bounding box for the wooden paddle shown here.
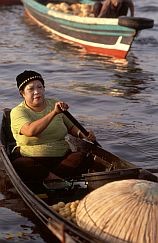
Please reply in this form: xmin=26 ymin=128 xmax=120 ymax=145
xmin=59 ymin=108 xmax=158 ymax=175
xmin=63 ymin=110 xmax=102 ymax=147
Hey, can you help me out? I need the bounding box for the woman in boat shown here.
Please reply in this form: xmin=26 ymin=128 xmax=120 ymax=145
xmin=96 ymin=0 xmax=134 ymax=18
xmin=10 ymin=70 xmax=96 ymax=182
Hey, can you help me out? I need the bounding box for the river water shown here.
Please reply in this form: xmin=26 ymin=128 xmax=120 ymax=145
xmin=0 ymin=1 xmax=158 ymax=242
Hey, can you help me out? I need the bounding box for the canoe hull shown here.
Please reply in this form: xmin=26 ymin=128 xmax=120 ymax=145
xmin=20 ymin=0 xmax=144 ymax=58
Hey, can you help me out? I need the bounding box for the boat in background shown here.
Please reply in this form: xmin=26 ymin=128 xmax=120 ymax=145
xmin=0 ymin=0 xmax=21 ymax=5
xmin=20 ymin=0 xmax=154 ymax=58
xmin=1 ymin=108 xmax=158 ymax=242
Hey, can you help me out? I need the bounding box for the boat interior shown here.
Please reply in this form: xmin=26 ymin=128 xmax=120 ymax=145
xmin=0 ymin=107 xmax=158 ymax=243
xmin=0 ymin=108 xmax=158 ymax=205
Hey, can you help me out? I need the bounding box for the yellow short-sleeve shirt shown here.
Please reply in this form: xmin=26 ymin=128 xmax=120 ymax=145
xmin=10 ymin=98 xmax=74 ymax=157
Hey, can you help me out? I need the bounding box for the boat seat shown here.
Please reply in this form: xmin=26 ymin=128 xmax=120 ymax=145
xmin=1 ymin=108 xmax=16 ymax=157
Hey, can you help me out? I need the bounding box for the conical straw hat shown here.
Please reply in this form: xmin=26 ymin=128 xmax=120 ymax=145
xmin=76 ymin=179 xmax=158 ymax=243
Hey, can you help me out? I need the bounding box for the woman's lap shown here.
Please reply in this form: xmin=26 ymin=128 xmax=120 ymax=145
xmin=12 ymin=151 xmax=91 ymax=181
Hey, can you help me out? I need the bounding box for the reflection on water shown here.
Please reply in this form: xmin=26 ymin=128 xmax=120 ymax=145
xmin=0 ymin=169 xmax=33 ymax=242
xmin=0 ymin=168 xmax=57 ymax=242
xmin=49 ymin=55 xmax=152 ymax=101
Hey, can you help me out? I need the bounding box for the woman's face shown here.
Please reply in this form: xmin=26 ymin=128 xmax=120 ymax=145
xmin=21 ymin=80 xmax=45 ymax=108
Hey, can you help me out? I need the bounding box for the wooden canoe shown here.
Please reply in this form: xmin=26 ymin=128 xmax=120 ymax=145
xmin=0 ymin=108 xmax=158 ymax=242
xmin=20 ymin=0 xmax=154 ymax=59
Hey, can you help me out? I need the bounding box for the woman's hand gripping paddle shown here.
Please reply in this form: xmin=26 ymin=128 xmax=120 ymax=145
xmin=63 ymin=110 xmax=102 ymax=147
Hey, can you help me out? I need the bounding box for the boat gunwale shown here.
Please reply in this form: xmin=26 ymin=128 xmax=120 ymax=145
xmin=1 ymin=107 xmax=158 ymax=242
xmin=22 ymin=0 xmax=118 ymax=24
xmin=23 ymin=0 xmax=153 ymax=32
xmin=0 ymin=145 xmax=105 ymax=243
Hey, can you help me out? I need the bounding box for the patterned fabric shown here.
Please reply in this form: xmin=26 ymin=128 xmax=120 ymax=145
xmin=16 ymin=70 xmax=44 ymax=90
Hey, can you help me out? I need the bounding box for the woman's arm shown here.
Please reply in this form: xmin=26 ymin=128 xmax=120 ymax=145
xmin=128 ymin=0 xmax=134 ymax=16
xmin=98 ymin=0 xmax=111 ymax=18
xmin=20 ymin=101 xmax=68 ymax=137
xmin=69 ymin=126 xmax=96 ymax=142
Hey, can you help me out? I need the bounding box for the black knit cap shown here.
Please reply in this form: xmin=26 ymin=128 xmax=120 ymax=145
xmin=16 ymin=70 xmax=45 ymax=90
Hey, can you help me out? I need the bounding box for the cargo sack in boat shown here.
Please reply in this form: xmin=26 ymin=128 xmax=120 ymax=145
xmin=76 ymin=179 xmax=158 ymax=243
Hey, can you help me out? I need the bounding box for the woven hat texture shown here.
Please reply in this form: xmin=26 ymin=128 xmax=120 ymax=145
xmin=76 ymin=179 xmax=158 ymax=243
